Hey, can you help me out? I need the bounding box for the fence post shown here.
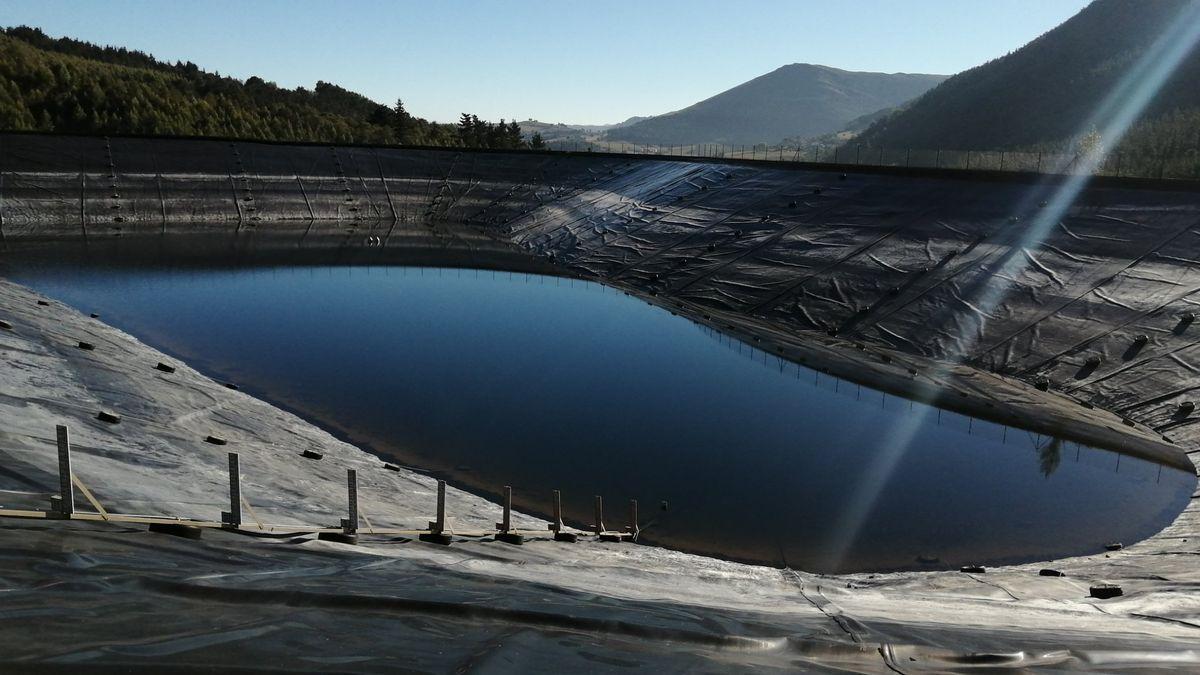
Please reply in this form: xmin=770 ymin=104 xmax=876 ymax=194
xmin=51 ymin=425 xmax=74 ymax=518
xmin=999 ymin=151 xmax=1005 ymax=171
xmin=221 ymin=452 xmax=241 ymax=528
xmin=1036 ymin=151 xmax=1043 ymax=173
xmin=965 ymin=150 xmax=971 ymax=170
xmin=855 ymin=145 xmax=861 ymax=165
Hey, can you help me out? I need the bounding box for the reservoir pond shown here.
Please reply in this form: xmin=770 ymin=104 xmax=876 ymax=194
xmin=4 ymin=236 xmax=1194 ymax=572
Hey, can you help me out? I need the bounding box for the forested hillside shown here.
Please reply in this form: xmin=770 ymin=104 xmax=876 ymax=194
xmin=0 ymin=26 xmax=528 ymax=148
xmin=852 ymin=0 xmax=1200 ymax=159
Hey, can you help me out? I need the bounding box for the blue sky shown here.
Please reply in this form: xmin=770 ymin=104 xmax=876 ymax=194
xmin=0 ymin=0 xmax=1090 ymax=124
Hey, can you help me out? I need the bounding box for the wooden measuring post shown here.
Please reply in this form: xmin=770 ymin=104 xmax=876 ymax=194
xmin=433 ymin=480 xmax=445 ymax=533
xmin=595 ymin=495 xmax=623 ymax=543
xmin=547 ymin=489 xmax=576 ymax=542
xmin=221 ymin=452 xmax=241 ymax=528
xmin=593 ymin=495 xmax=605 ymax=536
xmin=317 ymin=468 xmax=360 ymax=544
xmin=496 ymin=485 xmax=512 ymax=532
xmin=419 ymin=480 xmax=452 ymax=545
xmin=495 ymin=485 xmax=523 ymax=545
xmin=626 ymin=499 xmax=639 ymax=540
xmin=50 ymin=425 xmax=74 ymax=518
xmin=343 ymin=469 xmax=358 ymax=535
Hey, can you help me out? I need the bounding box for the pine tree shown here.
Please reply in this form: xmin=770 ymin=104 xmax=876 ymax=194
xmin=392 ymin=98 xmax=412 ymax=144
xmin=506 ymin=120 xmax=522 ymax=148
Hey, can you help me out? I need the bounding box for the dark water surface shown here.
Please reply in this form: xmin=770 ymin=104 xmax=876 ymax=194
xmin=4 ymin=239 xmax=1194 ymax=572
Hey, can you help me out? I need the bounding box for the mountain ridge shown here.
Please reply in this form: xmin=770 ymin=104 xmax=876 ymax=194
xmin=604 ymin=63 xmax=946 ymax=147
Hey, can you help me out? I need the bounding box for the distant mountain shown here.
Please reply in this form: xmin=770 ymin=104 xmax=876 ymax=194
xmin=852 ymin=0 xmax=1200 ymax=152
xmin=604 ymin=64 xmax=946 ymax=147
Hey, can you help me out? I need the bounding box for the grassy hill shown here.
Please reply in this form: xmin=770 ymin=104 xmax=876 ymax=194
xmin=517 ymin=116 xmax=646 ymax=146
xmin=0 ymin=26 xmax=523 ymax=148
xmin=852 ymin=0 xmax=1200 ymax=159
xmin=604 ymin=64 xmax=946 ymax=147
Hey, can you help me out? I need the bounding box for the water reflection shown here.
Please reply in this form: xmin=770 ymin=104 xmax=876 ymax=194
xmin=1038 ymin=438 xmax=1063 ymax=478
